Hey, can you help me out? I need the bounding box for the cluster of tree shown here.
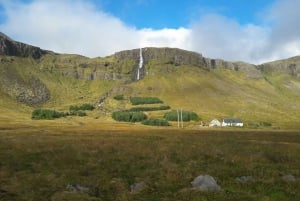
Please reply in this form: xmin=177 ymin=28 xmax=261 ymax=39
xmin=32 ymin=103 xmax=94 ymax=120
xmin=130 ymin=97 xmax=163 ymax=105
xmin=128 ymin=105 xmax=170 ymax=112
xmin=112 ymin=111 xmax=147 ymax=122
xmin=164 ymin=110 xmax=200 ymax=122
xmin=32 ymin=109 xmax=66 ymax=120
xmin=32 ymin=109 xmax=87 ymax=120
xmin=142 ymin=119 xmax=169 ymax=126
xmin=69 ymin=103 xmax=95 ymax=111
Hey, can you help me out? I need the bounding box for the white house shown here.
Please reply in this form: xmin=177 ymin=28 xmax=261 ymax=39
xmin=222 ymin=118 xmax=243 ymax=127
xmin=209 ymin=119 xmax=221 ymax=127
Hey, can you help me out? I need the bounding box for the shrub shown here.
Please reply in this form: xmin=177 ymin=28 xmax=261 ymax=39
xmin=129 ymin=105 xmax=170 ymax=112
xmin=130 ymin=97 xmax=163 ymax=105
xmin=112 ymin=111 xmax=147 ymax=122
xmin=69 ymin=105 xmax=79 ymax=111
xmin=70 ymin=110 xmax=87 ymax=117
xmin=142 ymin=119 xmax=169 ymax=126
xmin=113 ymin=94 xmax=124 ymax=100
xmin=260 ymin=121 xmax=272 ymax=127
xmin=69 ymin=103 xmax=94 ymax=111
xmin=247 ymin=121 xmax=272 ymax=128
xmin=164 ymin=110 xmax=200 ymax=122
xmin=32 ymin=109 xmax=66 ymax=120
xmin=80 ymin=103 xmax=95 ymax=111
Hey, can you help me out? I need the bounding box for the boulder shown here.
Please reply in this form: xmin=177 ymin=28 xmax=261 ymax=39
xmin=191 ymin=175 xmax=221 ymax=191
xmin=281 ymin=174 xmax=296 ymax=182
xmin=130 ymin=181 xmax=146 ymax=193
xmin=235 ymin=176 xmax=255 ymax=183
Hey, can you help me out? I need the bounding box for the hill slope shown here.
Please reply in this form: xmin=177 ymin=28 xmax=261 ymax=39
xmin=0 ymin=33 xmax=299 ymax=128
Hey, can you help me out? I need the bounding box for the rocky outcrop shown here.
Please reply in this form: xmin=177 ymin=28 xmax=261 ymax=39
xmin=0 ymin=32 xmax=48 ymax=59
xmin=0 ymin=66 xmax=50 ymax=106
xmin=115 ymin=47 xmax=206 ymax=67
xmin=114 ymin=47 xmax=263 ymax=79
xmin=258 ymin=56 xmax=300 ymax=78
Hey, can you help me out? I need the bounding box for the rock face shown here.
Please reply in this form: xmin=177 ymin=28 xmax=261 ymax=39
xmin=114 ymin=47 xmax=263 ymax=80
xmin=115 ymin=47 xmax=207 ymax=67
xmin=0 ymin=65 xmax=50 ymax=106
xmin=259 ymin=56 xmax=300 ymax=78
xmin=0 ymin=32 xmax=48 ymax=59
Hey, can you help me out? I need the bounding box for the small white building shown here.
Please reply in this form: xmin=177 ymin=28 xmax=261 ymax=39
xmin=209 ymin=119 xmax=221 ymax=127
xmin=222 ymin=118 xmax=243 ymax=127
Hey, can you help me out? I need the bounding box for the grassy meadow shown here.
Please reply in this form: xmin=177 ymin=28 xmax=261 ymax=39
xmin=0 ymin=122 xmax=299 ymax=201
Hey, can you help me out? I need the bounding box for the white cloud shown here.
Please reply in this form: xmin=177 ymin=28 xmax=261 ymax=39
xmin=262 ymin=0 xmax=300 ymax=61
xmin=1 ymin=0 xmax=300 ymax=64
xmin=188 ymin=14 xmax=270 ymax=63
xmin=139 ymin=28 xmax=191 ymax=49
xmin=0 ymin=0 xmax=189 ymax=57
xmin=187 ymin=0 xmax=300 ymax=63
xmin=0 ymin=0 xmax=139 ymax=57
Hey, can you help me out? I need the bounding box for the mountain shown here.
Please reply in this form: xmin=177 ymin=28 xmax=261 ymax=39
xmin=0 ymin=32 xmax=49 ymax=59
xmin=0 ymin=33 xmax=299 ymax=128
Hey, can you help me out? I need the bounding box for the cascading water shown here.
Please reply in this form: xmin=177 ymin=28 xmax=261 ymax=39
xmin=137 ymin=48 xmax=143 ymax=80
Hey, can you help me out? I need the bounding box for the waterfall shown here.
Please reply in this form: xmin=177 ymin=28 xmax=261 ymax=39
xmin=137 ymin=48 xmax=143 ymax=80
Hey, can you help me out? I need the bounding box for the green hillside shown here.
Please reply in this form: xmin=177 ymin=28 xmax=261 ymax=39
xmin=0 ymin=35 xmax=300 ymax=129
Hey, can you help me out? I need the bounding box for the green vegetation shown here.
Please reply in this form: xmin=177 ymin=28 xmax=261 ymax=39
xmin=69 ymin=103 xmax=95 ymax=111
xmin=247 ymin=121 xmax=273 ymax=128
xmin=32 ymin=108 xmax=88 ymax=120
xmin=142 ymin=118 xmax=169 ymax=126
xmin=113 ymin=94 xmax=125 ymax=100
xmin=164 ymin=110 xmax=200 ymax=121
xmin=69 ymin=110 xmax=87 ymax=117
xmin=128 ymin=105 xmax=170 ymax=112
xmin=260 ymin=121 xmax=272 ymax=127
xmin=112 ymin=111 xmax=147 ymax=122
xmin=32 ymin=103 xmax=94 ymax=120
xmin=130 ymin=97 xmax=163 ymax=105
xmin=0 ymin=125 xmax=299 ymax=201
xmin=32 ymin=109 xmax=66 ymax=120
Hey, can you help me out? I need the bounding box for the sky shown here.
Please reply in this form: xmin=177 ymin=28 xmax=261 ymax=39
xmin=0 ymin=0 xmax=300 ymax=64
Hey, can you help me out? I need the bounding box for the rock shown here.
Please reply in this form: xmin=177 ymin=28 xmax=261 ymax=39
xmin=191 ymin=175 xmax=221 ymax=191
xmin=66 ymin=184 xmax=90 ymax=192
xmin=235 ymin=176 xmax=255 ymax=183
xmin=281 ymin=174 xmax=296 ymax=182
xmin=130 ymin=181 xmax=146 ymax=193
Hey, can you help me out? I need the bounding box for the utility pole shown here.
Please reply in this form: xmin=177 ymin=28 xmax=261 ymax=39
xmin=181 ymin=108 xmax=183 ymax=128
xmin=177 ymin=109 xmax=180 ymax=128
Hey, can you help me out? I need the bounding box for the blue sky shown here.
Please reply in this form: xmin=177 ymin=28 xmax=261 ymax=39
xmin=0 ymin=0 xmax=300 ymax=64
xmin=95 ymin=0 xmax=273 ymax=29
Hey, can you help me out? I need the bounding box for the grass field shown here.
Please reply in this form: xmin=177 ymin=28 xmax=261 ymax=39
xmin=0 ymin=122 xmax=299 ymax=201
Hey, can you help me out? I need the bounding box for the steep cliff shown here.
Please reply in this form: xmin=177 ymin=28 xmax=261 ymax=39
xmin=114 ymin=47 xmax=263 ymax=80
xmin=0 ymin=32 xmax=48 ymax=59
xmin=258 ymin=56 xmax=300 ymax=78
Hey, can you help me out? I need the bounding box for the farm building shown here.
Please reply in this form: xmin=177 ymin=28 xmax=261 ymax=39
xmin=209 ymin=119 xmax=221 ymax=127
xmin=222 ymin=118 xmax=243 ymax=127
